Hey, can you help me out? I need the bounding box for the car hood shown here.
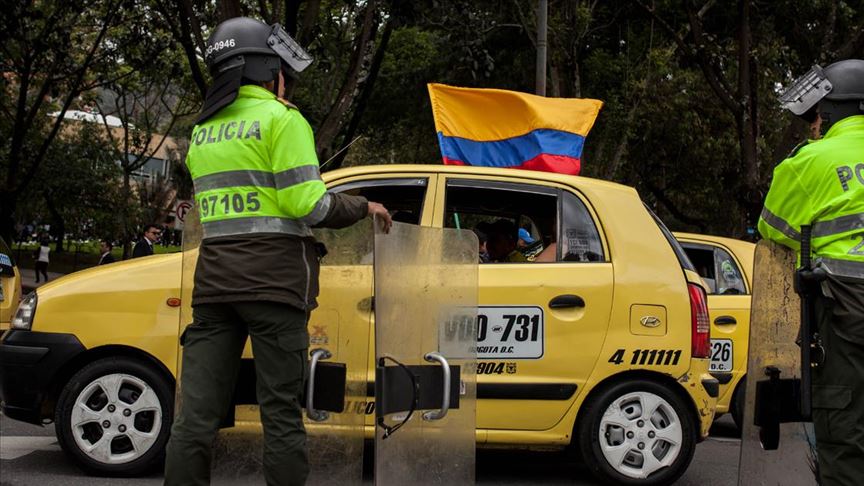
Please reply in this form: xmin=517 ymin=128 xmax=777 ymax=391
xmin=36 ymin=253 xmax=183 ymax=298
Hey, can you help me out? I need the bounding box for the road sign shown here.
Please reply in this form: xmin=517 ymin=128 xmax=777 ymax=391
xmin=174 ymin=200 xmax=193 ymax=231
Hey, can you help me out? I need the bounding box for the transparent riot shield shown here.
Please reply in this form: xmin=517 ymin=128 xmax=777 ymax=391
xmin=178 ymin=208 xmax=371 ymax=485
xmin=738 ymin=241 xmax=816 ymax=486
xmin=304 ymin=220 xmax=374 ymax=485
xmin=374 ymin=221 xmax=478 ymax=485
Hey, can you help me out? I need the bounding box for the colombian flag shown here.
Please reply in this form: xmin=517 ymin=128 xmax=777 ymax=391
xmin=428 ymin=84 xmax=603 ymax=175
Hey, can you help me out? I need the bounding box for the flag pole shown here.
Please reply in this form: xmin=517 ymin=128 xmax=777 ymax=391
xmin=535 ymin=0 xmax=548 ymax=96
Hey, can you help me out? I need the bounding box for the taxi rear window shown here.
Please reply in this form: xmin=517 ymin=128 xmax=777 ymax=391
xmin=644 ymin=205 xmax=696 ymax=272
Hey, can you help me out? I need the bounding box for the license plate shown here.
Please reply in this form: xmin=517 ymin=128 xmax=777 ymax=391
xmin=475 ymin=306 xmax=544 ymax=359
xmin=710 ymin=339 xmax=733 ymax=371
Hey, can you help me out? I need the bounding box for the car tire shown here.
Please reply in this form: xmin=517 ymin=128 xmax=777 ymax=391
xmin=577 ymin=380 xmax=696 ymax=486
xmin=55 ymin=357 xmax=173 ymax=476
xmin=731 ymin=377 xmax=746 ymax=432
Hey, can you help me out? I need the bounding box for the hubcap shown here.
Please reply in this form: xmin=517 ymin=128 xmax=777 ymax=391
xmin=70 ymin=373 xmax=162 ymax=465
xmin=598 ymin=391 xmax=683 ymax=479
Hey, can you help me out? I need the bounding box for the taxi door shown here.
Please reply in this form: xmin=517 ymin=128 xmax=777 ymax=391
xmin=432 ymin=175 xmax=614 ymax=433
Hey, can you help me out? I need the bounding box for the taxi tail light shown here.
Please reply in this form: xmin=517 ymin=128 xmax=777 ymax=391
xmin=689 ymin=283 xmax=710 ymax=358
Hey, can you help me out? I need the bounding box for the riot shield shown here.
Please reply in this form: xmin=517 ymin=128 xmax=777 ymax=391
xmin=738 ymin=241 xmax=816 ymax=486
xmin=373 ymin=221 xmax=478 ymax=485
xmin=177 ymin=209 xmax=371 ymax=485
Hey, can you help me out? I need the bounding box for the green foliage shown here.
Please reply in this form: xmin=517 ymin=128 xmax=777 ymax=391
xmin=4 ymin=0 xmax=863 ymax=245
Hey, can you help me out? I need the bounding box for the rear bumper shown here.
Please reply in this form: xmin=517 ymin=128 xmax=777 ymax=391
xmin=682 ymin=359 xmax=719 ymax=440
xmin=0 ymin=330 xmax=85 ymax=424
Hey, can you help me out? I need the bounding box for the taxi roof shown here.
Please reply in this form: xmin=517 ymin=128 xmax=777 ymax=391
xmin=322 ymin=163 xmax=638 ymax=197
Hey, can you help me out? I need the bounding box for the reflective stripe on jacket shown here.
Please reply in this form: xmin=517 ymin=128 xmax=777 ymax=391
xmin=187 ymin=85 xmax=328 ymax=239
xmin=758 ymin=115 xmax=864 ymax=279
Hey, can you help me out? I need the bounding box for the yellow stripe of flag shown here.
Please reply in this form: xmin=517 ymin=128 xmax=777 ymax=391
xmin=427 ymin=83 xmax=603 ymax=141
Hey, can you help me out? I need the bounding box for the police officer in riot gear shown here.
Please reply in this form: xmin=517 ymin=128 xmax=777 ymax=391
xmin=164 ymin=17 xmax=391 ymax=486
xmin=758 ymin=59 xmax=864 ymax=486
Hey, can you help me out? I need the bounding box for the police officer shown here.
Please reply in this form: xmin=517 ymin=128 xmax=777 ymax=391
xmin=164 ymin=17 xmax=392 ymax=486
xmin=758 ymin=59 xmax=864 ymax=486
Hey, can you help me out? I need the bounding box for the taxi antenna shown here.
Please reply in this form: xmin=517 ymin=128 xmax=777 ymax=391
xmin=320 ymin=136 xmax=362 ymax=171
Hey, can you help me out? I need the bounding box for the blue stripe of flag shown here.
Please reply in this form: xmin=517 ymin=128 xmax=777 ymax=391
xmin=437 ymin=128 xmax=586 ymax=167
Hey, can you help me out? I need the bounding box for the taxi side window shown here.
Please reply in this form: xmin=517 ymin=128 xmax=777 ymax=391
xmin=331 ymin=178 xmax=427 ymax=224
xmin=443 ymin=180 xmax=603 ymax=264
xmin=680 ymin=244 xmax=746 ymax=295
xmin=559 ymin=191 xmax=604 ymax=262
xmin=444 ymin=180 xmax=556 ymax=264
xmin=714 ymin=248 xmax=746 ymax=295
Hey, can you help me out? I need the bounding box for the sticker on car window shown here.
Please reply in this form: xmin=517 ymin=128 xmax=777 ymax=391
xmin=475 ymin=306 xmax=544 ymax=359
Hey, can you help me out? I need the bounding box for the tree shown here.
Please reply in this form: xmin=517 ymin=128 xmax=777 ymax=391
xmin=0 ymin=0 xmax=130 ymax=242
xmin=153 ymin=0 xmax=400 ymax=169
xmin=626 ymin=0 xmax=864 ymax=234
xmin=20 ymin=119 xmax=125 ymax=251
xmin=93 ymin=50 xmax=197 ymax=257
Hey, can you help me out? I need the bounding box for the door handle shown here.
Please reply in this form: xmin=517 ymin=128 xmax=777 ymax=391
xmin=306 ymin=348 xmax=331 ymax=422
xmin=549 ymin=294 xmax=585 ymax=309
xmin=422 ymin=352 xmax=451 ymax=421
xmin=714 ymin=315 xmax=737 ymax=326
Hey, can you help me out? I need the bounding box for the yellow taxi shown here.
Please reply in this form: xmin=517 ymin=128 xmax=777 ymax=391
xmin=674 ymin=232 xmax=755 ymax=429
xmin=0 ymin=165 xmax=717 ymax=485
xmin=1 ymin=237 xmax=23 ymax=330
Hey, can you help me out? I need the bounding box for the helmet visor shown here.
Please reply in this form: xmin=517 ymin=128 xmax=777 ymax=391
xmin=779 ymin=65 xmax=833 ymax=116
xmin=268 ymin=24 xmax=313 ymax=74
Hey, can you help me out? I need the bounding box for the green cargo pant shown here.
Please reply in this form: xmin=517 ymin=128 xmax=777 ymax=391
xmin=812 ymin=276 xmax=864 ymax=486
xmin=165 ymin=302 xmax=310 ymax=486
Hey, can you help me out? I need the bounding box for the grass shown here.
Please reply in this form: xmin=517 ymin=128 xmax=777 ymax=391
xmin=12 ymin=241 xmax=181 ymax=275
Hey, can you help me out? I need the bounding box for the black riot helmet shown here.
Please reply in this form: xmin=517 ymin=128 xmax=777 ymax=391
xmin=198 ymin=17 xmax=313 ymax=123
xmin=779 ymin=59 xmax=864 ymax=134
xmin=819 ymin=59 xmax=864 ymax=132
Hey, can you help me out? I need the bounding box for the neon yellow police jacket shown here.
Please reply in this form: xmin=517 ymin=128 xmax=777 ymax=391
xmin=758 ymin=115 xmax=864 ymax=278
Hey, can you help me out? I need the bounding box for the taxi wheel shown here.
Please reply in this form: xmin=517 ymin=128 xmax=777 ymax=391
xmin=577 ymin=380 xmax=696 ymax=485
xmin=55 ymin=357 xmax=173 ymax=476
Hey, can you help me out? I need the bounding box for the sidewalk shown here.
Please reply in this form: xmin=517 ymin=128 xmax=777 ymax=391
xmin=19 ymin=269 xmax=68 ymax=293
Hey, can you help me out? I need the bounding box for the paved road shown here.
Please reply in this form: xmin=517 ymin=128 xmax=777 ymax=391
xmin=1 ymin=411 xmax=740 ymax=485
xmin=17 ymin=269 xmax=65 ymax=292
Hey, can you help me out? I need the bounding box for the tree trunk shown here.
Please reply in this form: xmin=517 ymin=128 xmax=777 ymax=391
xmin=218 ymin=0 xmax=242 ymax=22
xmin=314 ymin=1 xmax=379 ymax=160
xmin=122 ymin=172 xmax=133 ymax=260
xmin=0 ymin=194 xmax=17 ymax=244
xmin=329 ymin=16 xmax=394 ymax=171
xmin=43 ymin=192 xmax=66 ymax=253
xmin=736 ymin=0 xmax=761 ymax=233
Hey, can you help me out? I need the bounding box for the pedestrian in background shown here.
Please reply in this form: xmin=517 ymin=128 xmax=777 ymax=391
xmin=33 ymin=237 xmax=50 ymax=283
xmin=98 ymin=240 xmax=115 ymax=265
xmin=132 ymin=224 xmax=160 ymax=258
xmin=758 ymin=59 xmax=864 ymax=486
